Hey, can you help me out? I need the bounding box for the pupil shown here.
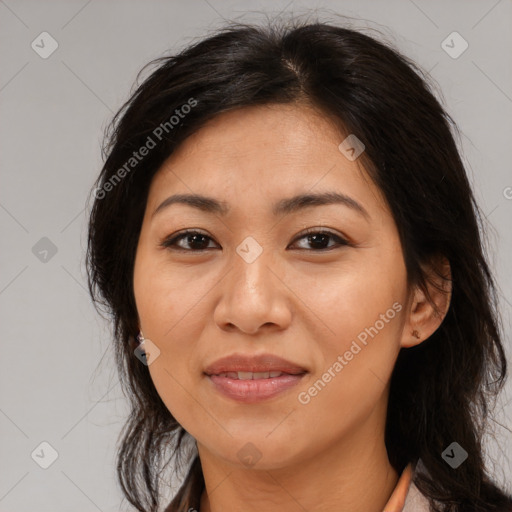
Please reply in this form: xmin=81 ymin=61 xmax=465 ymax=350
xmin=189 ymin=234 xmax=207 ymax=249
xmin=309 ymin=233 xmax=329 ymax=249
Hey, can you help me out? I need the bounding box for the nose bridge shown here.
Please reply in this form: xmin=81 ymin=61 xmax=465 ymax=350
xmin=231 ymin=235 xmax=275 ymax=302
xmin=214 ymin=236 xmax=289 ymax=333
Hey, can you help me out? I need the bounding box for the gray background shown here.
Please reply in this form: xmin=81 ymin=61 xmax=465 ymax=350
xmin=1 ymin=0 xmax=511 ymax=510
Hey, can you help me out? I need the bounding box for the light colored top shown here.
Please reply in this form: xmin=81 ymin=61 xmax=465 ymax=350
xmin=383 ymin=463 xmax=431 ymax=512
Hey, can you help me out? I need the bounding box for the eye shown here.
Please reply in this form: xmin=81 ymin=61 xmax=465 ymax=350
xmin=289 ymin=228 xmax=350 ymax=251
xmin=160 ymin=230 xmax=219 ymax=252
xmin=160 ymin=228 xmax=350 ymax=253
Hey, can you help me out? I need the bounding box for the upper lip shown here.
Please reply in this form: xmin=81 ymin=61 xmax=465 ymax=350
xmin=204 ymin=353 xmax=308 ymax=375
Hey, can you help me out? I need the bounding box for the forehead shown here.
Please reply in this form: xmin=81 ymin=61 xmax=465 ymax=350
xmin=147 ymin=103 xmax=388 ymax=216
xmin=161 ymin=103 xmax=344 ymax=168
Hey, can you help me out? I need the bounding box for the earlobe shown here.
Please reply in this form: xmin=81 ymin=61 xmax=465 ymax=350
xmin=401 ymin=256 xmax=452 ymax=348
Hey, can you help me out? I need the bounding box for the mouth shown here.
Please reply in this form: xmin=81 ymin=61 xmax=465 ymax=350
xmin=203 ymin=352 xmax=308 ymax=376
xmin=209 ymin=370 xmax=303 ymax=379
xmin=203 ymin=353 xmax=308 ymax=403
xmin=205 ymin=372 xmax=307 ymax=403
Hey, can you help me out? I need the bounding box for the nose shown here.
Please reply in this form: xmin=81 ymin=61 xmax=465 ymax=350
xmin=213 ymin=247 xmax=292 ymax=335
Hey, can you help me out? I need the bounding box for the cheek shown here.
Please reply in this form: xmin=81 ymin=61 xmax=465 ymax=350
xmin=134 ymin=243 xmax=199 ymax=335
xmin=133 ymin=246 xmax=216 ymax=420
xmin=301 ymin=256 xmax=406 ymax=347
xmin=298 ymin=252 xmax=406 ymax=407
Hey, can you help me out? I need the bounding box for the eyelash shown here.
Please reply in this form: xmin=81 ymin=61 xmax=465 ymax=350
xmin=160 ymin=228 xmax=350 ymax=252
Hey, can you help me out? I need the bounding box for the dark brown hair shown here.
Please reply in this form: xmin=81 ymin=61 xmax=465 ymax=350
xmin=86 ymin=16 xmax=512 ymax=512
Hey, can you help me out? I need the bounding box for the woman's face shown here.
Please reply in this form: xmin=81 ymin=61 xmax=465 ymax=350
xmin=133 ymin=103 xmax=414 ymax=469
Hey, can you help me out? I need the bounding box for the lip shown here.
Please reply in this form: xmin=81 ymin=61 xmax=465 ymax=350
xmin=207 ymin=373 xmax=306 ymax=403
xmin=204 ymin=353 xmax=308 ymax=375
xmin=204 ymin=353 xmax=308 ymax=404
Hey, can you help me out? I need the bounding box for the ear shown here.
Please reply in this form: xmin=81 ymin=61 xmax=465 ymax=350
xmin=401 ymin=255 xmax=452 ymax=348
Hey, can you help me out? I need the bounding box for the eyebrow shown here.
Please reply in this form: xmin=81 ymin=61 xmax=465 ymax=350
xmin=152 ymin=191 xmax=370 ymax=220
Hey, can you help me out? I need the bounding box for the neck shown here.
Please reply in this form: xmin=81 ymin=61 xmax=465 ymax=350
xmin=198 ymin=402 xmax=399 ymax=512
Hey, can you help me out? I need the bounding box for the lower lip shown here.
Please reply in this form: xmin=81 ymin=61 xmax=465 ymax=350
xmin=206 ymin=373 xmax=306 ymax=403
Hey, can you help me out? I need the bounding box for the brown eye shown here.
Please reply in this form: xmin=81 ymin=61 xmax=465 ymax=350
xmin=161 ymin=230 xmax=219 ymax=252
xmin=289 ymin=230 xmax=349 ymax=251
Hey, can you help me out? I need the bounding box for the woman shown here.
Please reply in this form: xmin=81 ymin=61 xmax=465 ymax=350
xmin=86 ymin=17 xmax=512 ymax=512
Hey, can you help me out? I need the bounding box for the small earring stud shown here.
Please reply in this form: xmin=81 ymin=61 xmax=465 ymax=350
xmin=412 ymin=330 xmax=420 ymax=340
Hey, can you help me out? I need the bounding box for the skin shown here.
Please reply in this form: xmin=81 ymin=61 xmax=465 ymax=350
xmin=133 ymin=103 xmax=451 ymax=512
